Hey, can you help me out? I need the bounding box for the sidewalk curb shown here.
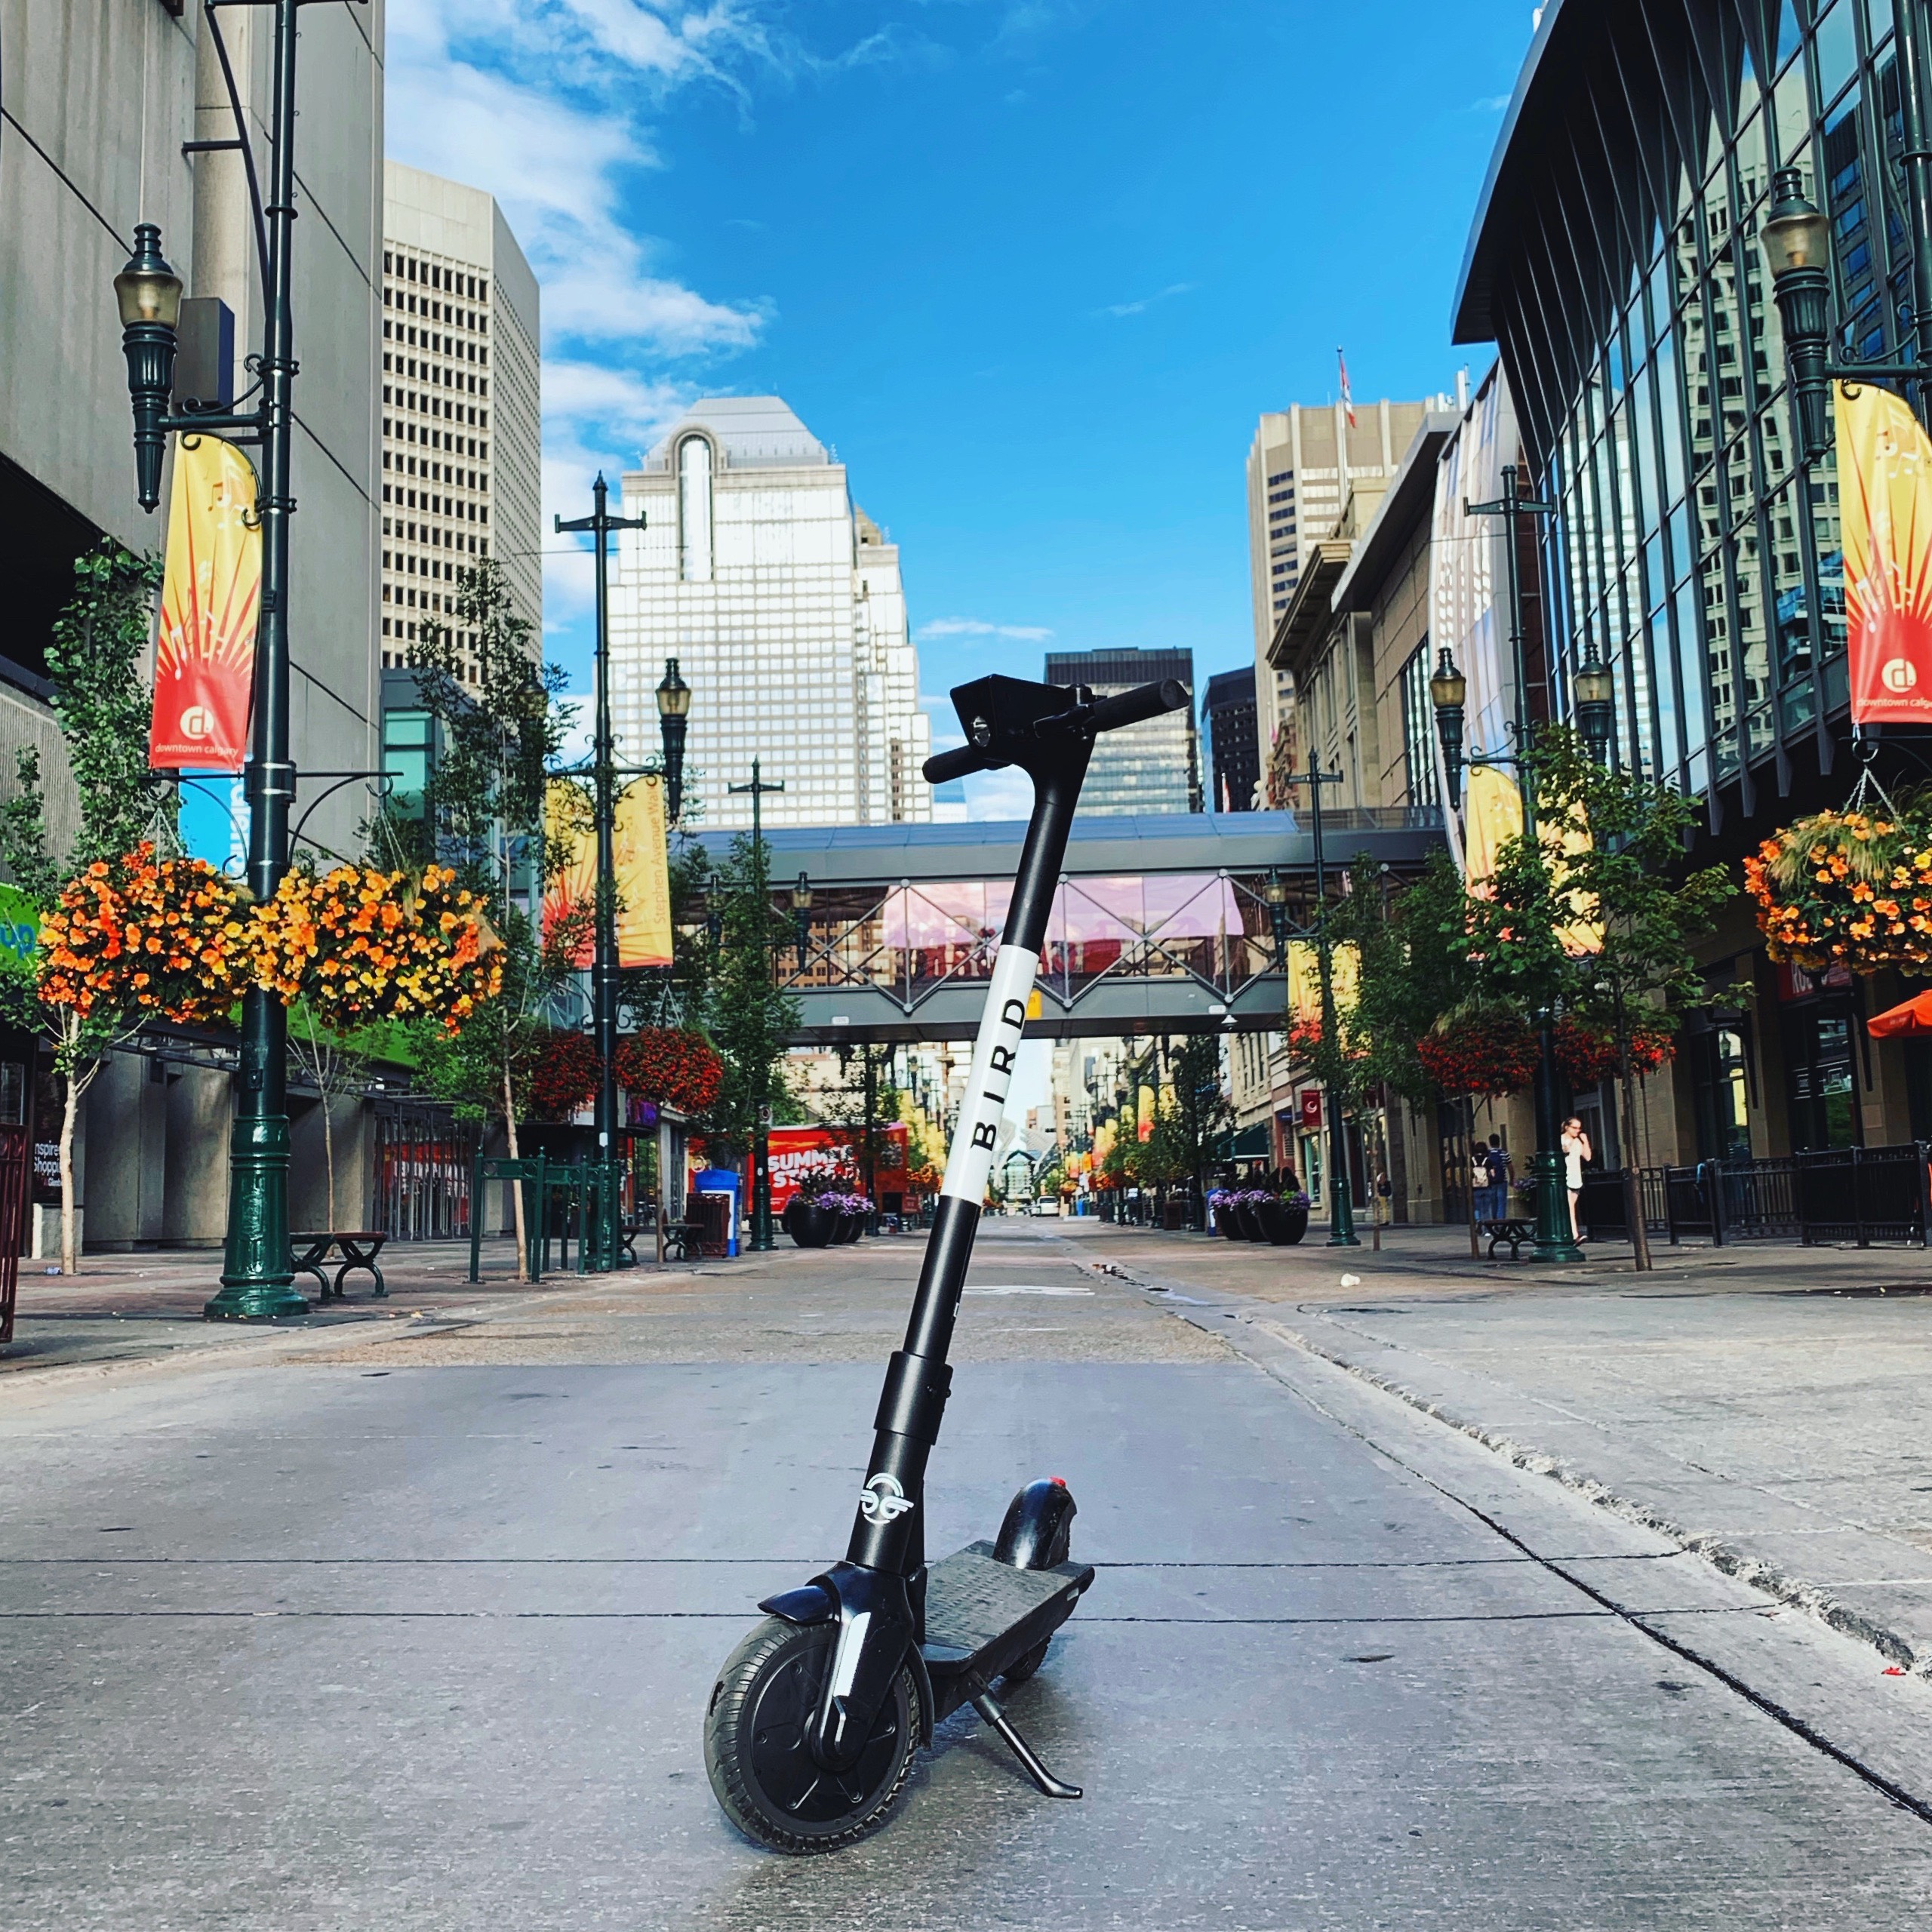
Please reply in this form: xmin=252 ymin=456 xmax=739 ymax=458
xmin=1093 ymin=1251 xmax=1932 ymax=1681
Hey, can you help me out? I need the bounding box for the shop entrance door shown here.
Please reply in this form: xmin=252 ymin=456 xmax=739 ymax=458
xmin=1785 ymin=1005 xmax=1862 ymax=1151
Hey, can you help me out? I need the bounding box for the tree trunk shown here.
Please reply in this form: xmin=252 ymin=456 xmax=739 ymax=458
xmin=57 ymin=1060 xmax=94 ymax=1278
xmin=1620 ymin=1063 xmax=1652 ymax=1272
xmin=503 ymin=1057 xmax=528 ymax=1282
xmin=1466 ymin=1095 xmax=1481 ymax=1259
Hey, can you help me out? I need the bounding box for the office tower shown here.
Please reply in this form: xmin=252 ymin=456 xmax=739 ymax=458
xmin=379 ymin=162 xmax=541 ymax=676
xmin=611 ymin=398 xmax=930 ymax=829
xmin=1201 ymin=666 xmax=1259 ymax=811
xmin=1041 ymin=646 xmax=1198 ymax=816
xmin=1246 ymin=396 xmax=1447 ymax=761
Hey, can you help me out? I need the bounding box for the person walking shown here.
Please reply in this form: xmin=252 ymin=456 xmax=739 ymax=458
xmin=1561 ymin=1117 xmax=1592 ymax=1242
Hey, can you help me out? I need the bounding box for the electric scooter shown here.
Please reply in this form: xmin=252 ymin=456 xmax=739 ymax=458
xmin=703 ymin=672 xmax=1188 ymax=1854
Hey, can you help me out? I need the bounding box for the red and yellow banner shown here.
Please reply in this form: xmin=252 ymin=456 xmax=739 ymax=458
xmin=151 ymin=435 xmax=260 ymax=771
xmin=543 ymin=775 xmax=672 ymax=970
xmin=1838 ymin=379 xmax=1932 ymax=724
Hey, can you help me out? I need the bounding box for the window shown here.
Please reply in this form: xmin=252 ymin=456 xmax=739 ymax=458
xmin=1398 ymin=643 xmax=1440 ymax=810
xmin=678 ymin=434 xmax=714 ymax=582
xmin=382 ymin=708 xmax=432 ymax=818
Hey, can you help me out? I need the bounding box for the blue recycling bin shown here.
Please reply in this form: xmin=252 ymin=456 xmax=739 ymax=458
xmin=694 ymin=1167 xmax=740 ymax=1258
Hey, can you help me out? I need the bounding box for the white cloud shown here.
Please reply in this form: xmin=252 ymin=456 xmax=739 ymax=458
xmin=1094 ymin=281 xmax=1197 ymax=320
xmin=963 ymin=764 xmax=1035 ymax=821
xmin=916 ymin=617 xmax=1055 ymax=641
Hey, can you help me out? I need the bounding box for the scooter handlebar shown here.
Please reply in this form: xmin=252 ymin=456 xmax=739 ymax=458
xmin=923 ymin=743 xmax=993 ymax=786
xmin=1089 ymin=678 xmax=1189 ymax=734
xmin=922 ymin=678 xmax=1189 ymax=784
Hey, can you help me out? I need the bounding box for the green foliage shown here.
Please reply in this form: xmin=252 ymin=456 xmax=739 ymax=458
xmin=48 ymin=542 xmax=168 ymax=870
xmin=1333 ymin=851 xmax=1480 ymax=1106
xmin=1158 ymin=1033 xmax=1232 ymax=1192
xmin=706 ymin=829 xmax=799 ymax=1158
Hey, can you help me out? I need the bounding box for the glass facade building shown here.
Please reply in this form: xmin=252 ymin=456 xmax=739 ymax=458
xmin=1454 ymin=0 xmax=1906 ymax=816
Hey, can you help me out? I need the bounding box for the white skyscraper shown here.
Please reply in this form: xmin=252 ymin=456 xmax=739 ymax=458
xmin=611 ymin=398 xmax=930 ymax=829
xmin=378 ymin=162 xmax=541 ymax=675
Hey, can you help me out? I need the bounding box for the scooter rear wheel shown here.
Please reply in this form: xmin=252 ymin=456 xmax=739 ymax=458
xmin=1001 ymin=1512 xmax=1072 ymax=1687
xmin=704 ymin=1616 xmax=920 ymax=1854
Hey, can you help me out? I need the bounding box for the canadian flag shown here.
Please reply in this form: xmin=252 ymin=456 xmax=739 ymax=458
xmin=1337 ymin=346 xmax=1355 ymax=429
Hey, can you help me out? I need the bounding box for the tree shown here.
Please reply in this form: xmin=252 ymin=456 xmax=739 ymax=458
xmin=706 ymin=828 xmax=799 ymax=1171
xmin=0 ymin=543 xmax=174 ymax=1273
xmin=287 ymin=1004 xmax=365 ymax=1231
xmin=1454 ymin=729 xmax=1737 ymax=1270
xmin=815 ymin=1041 xmax=902 ymax=1208
xmin=1158 ymin=1032 xmax=1232 ymax=1222
xmin=389 ymin=560 xmax=577 ymax=1275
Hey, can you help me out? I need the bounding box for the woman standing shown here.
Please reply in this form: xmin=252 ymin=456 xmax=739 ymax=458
xmin=1561 ymin=1117 xmax=1592 ymax=1241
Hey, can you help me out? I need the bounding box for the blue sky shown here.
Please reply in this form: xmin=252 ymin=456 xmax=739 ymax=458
xmin=386 ymin=2 xmax=1537 ymax=810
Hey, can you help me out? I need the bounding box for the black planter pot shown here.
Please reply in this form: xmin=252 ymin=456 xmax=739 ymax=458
xmin=786 ymin=1203 xmax=838 ymax=1249
xmin=1215 ymin=1203 xmax=1244 ymax=1240
xmin=1232 ymin=1203 xmax=1264 ymax=1241
xmin=1256 ymin=1199 xmax=1309 ymax=1246
xmin=835 ymin=1214 xmax=864 ymax=1244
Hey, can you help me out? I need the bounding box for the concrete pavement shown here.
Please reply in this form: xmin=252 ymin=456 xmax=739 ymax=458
xmin=7 ymin=1221 xmax=1932 ymax=1924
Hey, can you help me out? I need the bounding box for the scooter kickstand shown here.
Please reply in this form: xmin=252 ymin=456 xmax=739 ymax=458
xmin=968 ymin=1680 xmax=1083 ymax=1801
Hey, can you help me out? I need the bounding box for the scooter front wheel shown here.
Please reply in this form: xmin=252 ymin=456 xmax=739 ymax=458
xmin=704 ymin=1616 xmax=921 ymax=1854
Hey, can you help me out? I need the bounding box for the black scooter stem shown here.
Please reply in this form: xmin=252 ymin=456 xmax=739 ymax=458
xmin=798 ymin=675 xmax=1186 ymax=1774
xmin=844 ymin=760 xmax=1082 ymax=1572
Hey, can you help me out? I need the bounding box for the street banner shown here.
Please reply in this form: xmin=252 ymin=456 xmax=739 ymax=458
xmin=543 ymin=780 xmax=596 ymax=966
xmin=1838 ymin=379 xmax=1932 ymax=724
xmin=150 ymin=435 xmax=260 ymax=771
xmin=1429 ymin=366 xmax=1522 ymax=874
xmin=1463 ymin=766 xmax=1524 ymax=890
xmin=1286 ymin=939 xmax=1359 ymax=1026
xmin=543 ymin=775 xmax=673 ymax=968
xmin=613 ymin=774 xmax=673 ymax=968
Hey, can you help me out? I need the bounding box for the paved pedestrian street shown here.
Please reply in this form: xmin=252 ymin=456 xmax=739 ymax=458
xmin=9 ymin=1222 xmax=1932 ymax=1928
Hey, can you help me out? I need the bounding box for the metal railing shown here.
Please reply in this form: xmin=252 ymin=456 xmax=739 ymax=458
xmin=372 ymin=1104 xmax=472 ymax=1241
xmin=1579 ymin=1145 xmax=1932 ymax=1248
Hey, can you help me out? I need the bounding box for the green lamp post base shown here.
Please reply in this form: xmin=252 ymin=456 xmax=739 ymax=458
xmin=207 ymin=1111 xmax=306 ymax=1321
xmin=1527 ymin=1149 xmax=1583 ymax=1265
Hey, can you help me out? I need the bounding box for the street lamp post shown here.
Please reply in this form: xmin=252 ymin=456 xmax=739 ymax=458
xmin=1275 ymin=759 xmax=1357 ymax=1247
xmin=1432 ymin=463 xmax=1584 ymax=1266
xmin=115 ymin=0 xmax=343 ymax=1319
xmin=1762 ymin=6 xmax=1932 ymax=448
xmin=730 ymin=759 xmax=785 ymax=1252
xmin=656 ymin=658 xmax=691 ymax=823
xmin=556 ymin=475 xmax=646 ymax=1272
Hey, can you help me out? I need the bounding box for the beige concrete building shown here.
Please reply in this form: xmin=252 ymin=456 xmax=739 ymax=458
xmin=379 ymin=162 xmax=541 ymax=675
xmin=1246 ymin=391 xmax=1458 ymax=798
xmin=0 ymin=0 xmax=384 ymax=1250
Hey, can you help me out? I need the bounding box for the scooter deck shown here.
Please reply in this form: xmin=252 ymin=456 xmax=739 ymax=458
xmin=920 ymin=1540 xmax=1094 ymax=1721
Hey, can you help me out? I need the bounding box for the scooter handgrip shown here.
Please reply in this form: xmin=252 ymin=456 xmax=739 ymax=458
xmin=1090 ymin=679 xmax=1189 ymax=734
xmin=924 ymin=743 xmax=996 ymax=784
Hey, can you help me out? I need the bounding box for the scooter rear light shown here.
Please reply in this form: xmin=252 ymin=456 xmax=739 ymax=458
xmin=1050 ymin=1476 xmax=1067 ymax=1487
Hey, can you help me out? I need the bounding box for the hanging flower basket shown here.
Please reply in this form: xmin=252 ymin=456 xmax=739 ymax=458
xmin=614 ymin=1028 xmax=722 ymax=1115
xmin=528 ymin=1031 xmax=601 ymax=1121
xmin=1553 ymin=1017 xmax=1673 ymax=1088
xmin=252 ymin=863 xmax=500 ymax=1032
xmin=38 ymin=845 xmax=250 ymax=1026
xmin=1744 ymin=808 xmax=1932 ymax=975
xmin=1416 ymin=1009 xmax=1540 ymax=1098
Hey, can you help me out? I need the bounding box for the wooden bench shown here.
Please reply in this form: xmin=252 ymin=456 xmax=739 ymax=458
xmin=291 ymin=1231 xmax=389 ymax=1302
xmin=1483 ymin=1218 xmax=1535 ymax=1262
